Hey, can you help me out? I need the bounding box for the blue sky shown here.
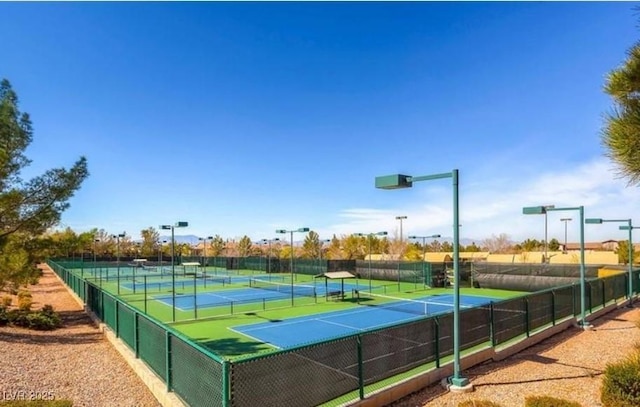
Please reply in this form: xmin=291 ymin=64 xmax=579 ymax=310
xmin=2 ymin=2 xmax=639 ymax=245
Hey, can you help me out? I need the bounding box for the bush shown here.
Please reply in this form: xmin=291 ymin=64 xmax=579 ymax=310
xmin=458 ymin=400 xmax=503 ymax=407
xmin=0 ymin=305 xmax=62 ymax=330
xmin=17 ymin=290 xmax=32 ymax=311
xmin=25 ymin=312 xmax=61 ymax=330
xmin=525 ymin=396 xmax=581 ymax=407
xmin=1 ymin=296 xmax=12 ymax=307
xmin=0 ymin=305 xmax=9 ymax=326
xmin=601 ymin=352 xmax=640 ymax=407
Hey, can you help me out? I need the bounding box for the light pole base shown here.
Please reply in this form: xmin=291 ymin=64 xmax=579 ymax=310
xmin=441 ymin=377 xmax=474 ymax=393
xmin=576 ymin=320 xmax=594 ymax=331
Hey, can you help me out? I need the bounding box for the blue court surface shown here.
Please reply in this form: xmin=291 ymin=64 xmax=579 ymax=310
xmin=151 ymin=280 xmax=373 ymax=310
xmin=231 ymin=294 xmax=496 ymax=348
xmin=154 ymin=288 xmax=300 ymax=310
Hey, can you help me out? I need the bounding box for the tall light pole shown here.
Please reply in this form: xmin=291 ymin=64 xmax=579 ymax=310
xmin=396 ymin=215 xmax=408 ymax=241
xmin=541 ymin=204 xmax=555 ymax=261
xmin=355 ymin=231 xmax=388 ymax=292
xmin=262 ymin=238 xmax=280 ymax=274
xmin=157 ymin=239 xmax=167 ymax=269
xmin=376 ymin=169 xmax=470 ymax=390
xmin=112 ymin=233 xmax=125 ymax=295
xmin=199 ymin=236 xmax=213 ymax=270
xmin=93 ymin=238 xmax=100 ymax=269
xmin=524 ymin=205 xmax=590 ymax=329
xmin=276 ymin=227 xmax=310 ymax=305
xmin=319 ymin=238 xmax=331 ymax=274
xmin=560 ymin=218 xmax=572 ymax=252
xmin=409 ymin=234 xmax=441 ymax=288
xmin=160 ymin=221 xmax=189 ymax=322
xmin=586 ymin=217 xmax=638 ymax=307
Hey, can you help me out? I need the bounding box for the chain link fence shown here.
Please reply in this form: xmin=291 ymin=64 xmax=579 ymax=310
xmin=48 ymin=259 xmax=637 ymax=407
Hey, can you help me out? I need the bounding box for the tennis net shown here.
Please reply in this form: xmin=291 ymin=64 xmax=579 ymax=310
xmin=249 ymin=278 xmax=317 ymax=298
xmin=355 ymin=291 xmax=475 ymax=317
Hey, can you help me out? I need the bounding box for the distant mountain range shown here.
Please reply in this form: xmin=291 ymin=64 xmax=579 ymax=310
xmin=158 ymin=234 xmax=201 ymax=245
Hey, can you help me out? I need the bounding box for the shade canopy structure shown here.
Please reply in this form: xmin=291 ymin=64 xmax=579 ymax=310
xmin=314 ymin=271 xmax=356 ymax=300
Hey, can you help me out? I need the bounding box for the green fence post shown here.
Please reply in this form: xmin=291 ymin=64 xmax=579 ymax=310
xmin=435 ymin=318 xmax=440 ymax=368
xmin=588 ymin=282 xmax=593 ymax=313
xmin=134 ymin=312 xmax=139 ymax=358
xmin=357 ymin=335 xmax=364 ymax=400
xmin=115 ymin=300 xmax=120 ymax=338
xmin=166 ymin=331 xmax=172 ymax=392
xmin=602 ymin=279 xmax=606 ymax=307
xmin=222 ymin=360 xmax=231 ymax=407
xmin=551 ymin=291 xmax=556 ymax=326
xmin=525 ymin=298 xmax=530 ymax=338
xmin=489 ymin=302 xmax=495 ymax=347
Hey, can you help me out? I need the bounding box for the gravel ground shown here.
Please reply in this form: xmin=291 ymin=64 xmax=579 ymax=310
xmin=391 ymin=305 xmax=640 ymax=407
xmin=0 ymin=265 xmax=161 ymax=407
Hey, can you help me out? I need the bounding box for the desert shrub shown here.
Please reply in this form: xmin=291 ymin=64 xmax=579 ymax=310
xmin=601 ymin=352 xmax=640 ymax=407
xmin=525 ymin=396 xmax=581 ymax=406
xmin=17 ymin=290 xmax=32 ymax=311
xmin=30 ymin=305 xmax=61 ymax=330
xmin=1 ymin=296 xmax=12 ymax=307
xmin=0 ymin=305 xmax=8 ymax=326
xmin=458 ymin=400 xmax=503 ymax=407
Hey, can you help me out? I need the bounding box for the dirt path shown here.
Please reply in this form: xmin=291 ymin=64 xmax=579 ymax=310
xmin=0 ymin=265 xmax=161 ymax=407
xmin=392 ymin=306 xmax=640 ymax=407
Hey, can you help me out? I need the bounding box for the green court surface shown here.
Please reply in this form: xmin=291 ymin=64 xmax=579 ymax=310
xmin=70 ymin=266 xmax=525 ymax=359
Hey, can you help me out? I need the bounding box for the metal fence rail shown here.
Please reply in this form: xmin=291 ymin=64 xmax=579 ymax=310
xmin=47 ymin=259 xmax=636 ymax=407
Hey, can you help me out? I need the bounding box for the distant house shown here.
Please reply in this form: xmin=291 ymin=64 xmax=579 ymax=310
xmin=561 ymin=242 xmax=604 ymax=252
xmin=602 ymin=240 xmax=618 ymax=251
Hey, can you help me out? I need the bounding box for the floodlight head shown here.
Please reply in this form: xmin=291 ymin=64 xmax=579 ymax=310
xmin=585 ymin=218 xmax=603 ymax=224
xmin=207 ymin=236 xmax=213 ymax=239
xmin=262 ymin=238 xmax=268 ymax=242
xmin=375 ymin=174 xmax=413 ymax=189
xmin=274 ymin=238 xmax=280 ymax=242
xmin=620 ymin=226 xmax=632 ymax=230
xmin=432 ymin=234 xmax=442 ymax=238
xmin=395 ymin=215 xmax=407 ymax=220
xmin=408 ymin=235 xmax=417 ymax=239
xmin=276 ymin=229 xmax=287 ymax=234
xmin=522 ymin=206 xmax=546 ymax=215
xmin=160 ymin=225 xmax=171 ymax=230
xmin=298 ymin=227 xmax=310 ymax=232
xmin=175 ymin=221 xmax=188 ymax=228
xmin=377 ymin=231 xmax=388 ymax=236
xmin=354 ymin=233 xmax=365 ymax=237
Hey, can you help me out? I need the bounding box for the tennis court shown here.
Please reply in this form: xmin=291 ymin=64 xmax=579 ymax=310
xmin=231 ymin=293 xmax=497 ymax=348
xmin=151 ymin=278 xmax=373 ymax=311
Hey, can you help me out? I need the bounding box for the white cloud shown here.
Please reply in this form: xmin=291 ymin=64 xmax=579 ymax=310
xmin=321 ymin=158 xmax=640 ymax=244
